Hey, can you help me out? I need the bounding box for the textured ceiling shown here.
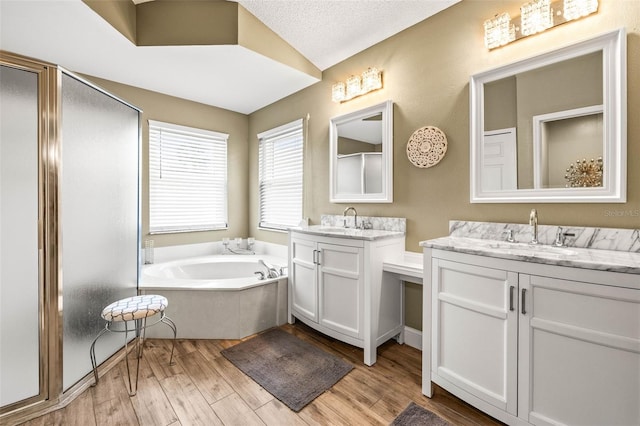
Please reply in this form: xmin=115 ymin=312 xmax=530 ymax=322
xmin=236 ymin=0 xmax=460 ymax=70
xmin=1 ymin=0 xmax=459 ymax=114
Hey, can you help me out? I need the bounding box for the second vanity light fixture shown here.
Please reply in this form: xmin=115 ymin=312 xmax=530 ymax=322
xmin=332 ymin=67 xmax=382 ymax=103
xmin=484 ymin=0 xmax=598 ymax=49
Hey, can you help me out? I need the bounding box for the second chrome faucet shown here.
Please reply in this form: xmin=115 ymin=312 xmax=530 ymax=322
xmin=343 ymin=206 xmax=358 ymax=228
xmin=529 ymin=208 xmax=539 ymax=245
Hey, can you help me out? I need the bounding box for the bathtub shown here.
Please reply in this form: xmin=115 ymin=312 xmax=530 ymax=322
xmin=139 ymin=254 xmax=288 ymax=339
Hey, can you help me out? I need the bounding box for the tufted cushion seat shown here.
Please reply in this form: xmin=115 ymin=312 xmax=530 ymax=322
xmin=101 ymin=294 xmax=168 ymax=322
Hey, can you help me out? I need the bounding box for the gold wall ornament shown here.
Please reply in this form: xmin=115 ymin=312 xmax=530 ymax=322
xmin=565 ymin=157 xmax=603 ymax=187
xmin=406 ymin=126 xmax=447 ymax=168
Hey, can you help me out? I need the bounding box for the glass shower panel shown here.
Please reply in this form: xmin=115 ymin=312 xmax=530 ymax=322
xmin=61 ymin=73 xmax=139 ymax=390
xmin=0 ymin=65 xmax=40 ymax=406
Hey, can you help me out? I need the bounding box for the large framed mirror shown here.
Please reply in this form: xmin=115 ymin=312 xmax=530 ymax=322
xmin=470 ymin=28 xmax=626 ymax=203
xmin=330 ymin=100 xmax=393 ymax=203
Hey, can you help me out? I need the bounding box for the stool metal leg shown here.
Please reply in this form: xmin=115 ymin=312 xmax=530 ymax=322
xmin=161 ymin=314 xmax=178 ymax=365
xmin=122 ymin=317 xmax=148 ymax=397
xmin=89 ymin=325 xmax=109 ymax=387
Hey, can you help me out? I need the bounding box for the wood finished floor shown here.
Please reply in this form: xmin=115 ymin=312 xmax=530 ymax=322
xmin=22 ymin=323 xmax=502 ymax=426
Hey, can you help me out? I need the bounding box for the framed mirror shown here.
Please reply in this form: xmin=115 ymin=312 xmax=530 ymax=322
xmin=330 ymin=100 xmax=393 ymax=203
xmin=470 ymin=28 xmax=626 ymax=203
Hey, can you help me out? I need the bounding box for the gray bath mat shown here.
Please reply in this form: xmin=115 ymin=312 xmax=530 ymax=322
xmin=392 ymin=402 xmax=451 ymax=425
xmin=221 ymin=328 xmax=353 ymax=412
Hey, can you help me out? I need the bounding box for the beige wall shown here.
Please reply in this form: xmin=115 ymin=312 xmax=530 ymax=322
xmin=250 ymin=0 xmax=640 ymax=248
xmin=484 ymin=76 xmax=517 ymax=131
xmin=248 ymin=0 xmax=640 ymax=328
xmin=80 ymin=0 xmax=639 ymax=330
xmin=83 ymin=75 xmax=250 ymax=248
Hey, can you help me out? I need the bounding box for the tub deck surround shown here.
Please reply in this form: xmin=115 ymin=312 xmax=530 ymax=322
xmin=141 ymin=254 xmax=287 ymax=290
xmin=145 ymin=239 xmax=288 ymax=264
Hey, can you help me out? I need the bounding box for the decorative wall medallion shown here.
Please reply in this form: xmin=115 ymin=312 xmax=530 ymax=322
xmin=406 ymin=126 xmax=448 ymax=168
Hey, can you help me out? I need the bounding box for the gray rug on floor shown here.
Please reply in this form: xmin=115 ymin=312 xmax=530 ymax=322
xmin=220 ymin=328 xmax=353 ymax=412
xmin=392 ymin=402 xmax=451 ymax=425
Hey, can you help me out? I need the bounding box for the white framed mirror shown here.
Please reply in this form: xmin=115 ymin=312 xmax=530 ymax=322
xmin=330 ymin=100 xmax=393 ymax=203
xmin=470 ymin=28 xmax=626 ymax=203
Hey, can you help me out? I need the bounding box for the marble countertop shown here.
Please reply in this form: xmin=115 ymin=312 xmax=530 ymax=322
xmin=420 ymin=236 xmax=640 ymax=274
xmin=290 ymin=225 xmax=405 ymax=241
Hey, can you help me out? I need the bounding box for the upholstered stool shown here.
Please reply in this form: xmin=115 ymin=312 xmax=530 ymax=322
xmin=90 ymin=294 xmax=177 ymax=396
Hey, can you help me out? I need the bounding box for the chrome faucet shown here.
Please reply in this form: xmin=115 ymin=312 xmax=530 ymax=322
xmin=529 ymin=208 xmax=539 ymax=245
xmin=258 ymin=259 xmax=280 ymax=279
xmin=503 ymin=229 xmax=515 ymax=243
xmin=343 ymin=206 xmax=358 ymax=229
xmin=554 ymin=227 xmax=576 ymax=247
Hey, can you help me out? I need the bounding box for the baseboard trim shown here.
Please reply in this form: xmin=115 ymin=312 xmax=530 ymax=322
xmin=404 ymin=326 xmax=422 ymax=350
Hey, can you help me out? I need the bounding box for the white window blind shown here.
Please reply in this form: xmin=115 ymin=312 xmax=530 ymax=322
xmin=258 ymin=119 xmax=304 ymax=230
xmin=149 ymin=120 xmax=228 ymax=233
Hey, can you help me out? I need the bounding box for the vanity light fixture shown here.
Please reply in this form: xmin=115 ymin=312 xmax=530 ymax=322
xmin=520 ymin=0 xmax=554 ymax=36
xmin=484 ymin=12 xmax=516 ymax=49
xmin=346 ymin=74 xmax=362 ymax=99
xmin=331 ymin=67 xmax=382 ymax=103
xmin=483 ymin=0 xmax=598 ymax=50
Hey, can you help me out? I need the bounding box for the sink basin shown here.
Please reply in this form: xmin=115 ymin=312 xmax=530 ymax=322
xmin=451 ymin=238 xmax=578 ymax=258
xmin=486 ymin=241 xmax=578 ymax=257
xmin=317 ymin=226 xmax=351 ymax=232
xmin=505 ymin=245 xmax=577 ymax=258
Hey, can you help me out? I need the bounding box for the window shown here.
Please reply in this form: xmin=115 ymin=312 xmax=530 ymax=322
xmin=149 ymin=120 xmax=228 ymax=233
xmin=258 ymin=119 xmax=304 ymax=230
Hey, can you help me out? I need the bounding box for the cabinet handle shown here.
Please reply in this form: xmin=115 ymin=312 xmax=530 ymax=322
xmin=521 ymin=288 xmax=527 ymax=315
xmin=316 ymin=250 xmax=321 ymax=265
xmin=312 ymin=249 xmax=318 ymax=265
xmin=509 ymin=286 xmax=515 ymax=311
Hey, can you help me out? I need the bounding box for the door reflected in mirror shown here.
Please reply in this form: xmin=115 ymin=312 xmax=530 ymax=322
xmin=330 ymin=100 xmax=393 ymax=203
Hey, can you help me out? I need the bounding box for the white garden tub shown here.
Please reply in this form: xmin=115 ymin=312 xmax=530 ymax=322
xmin=139 ymin=254 xmax=288 ymax=339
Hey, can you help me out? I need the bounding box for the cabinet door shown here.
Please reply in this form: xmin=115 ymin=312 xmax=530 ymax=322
xmin=318 ymin=243 xmax=364 ymax=339
xmin=518 ymin=275 xmax=640 ymax=426
xmin=432 ymin=258 xmax=518 ymax=415
xmin=290 ymin=237 xmax=318 ymax=322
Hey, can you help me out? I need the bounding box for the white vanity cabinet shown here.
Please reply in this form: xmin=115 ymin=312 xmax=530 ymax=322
xmin=430 ymin=256 xmax=519 ymax=415
xmin=289 ymin=229 xmax=405 ymax=365
xmin=290 ymin=236 xmax=364 ymax=338
xmin=426 ymin=249 xmax=640 ymax=426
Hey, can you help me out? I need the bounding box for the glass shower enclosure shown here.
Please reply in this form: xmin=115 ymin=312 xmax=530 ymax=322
xmin=0 ymin=52 xmax=140 ymax=420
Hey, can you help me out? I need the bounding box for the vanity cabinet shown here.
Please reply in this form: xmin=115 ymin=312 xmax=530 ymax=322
xmin=289 ymin=229 xmax=405 ymax=365
xmin=431 ymin=257 xmax=519 ymax=415
xmin=290 ymin=236 xmax=364 ymax=338
xmin=427 ymin=249 xmax=640 ymax=426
